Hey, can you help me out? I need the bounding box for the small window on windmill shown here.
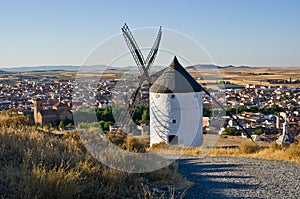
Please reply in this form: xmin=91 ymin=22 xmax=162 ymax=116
xmin=155 ymin=94 xmax=160 ymax=98
xmin=172 ymin=119 xmax=176 ymax=123
xmin=171 ymin=94 xmax=175 ymax=98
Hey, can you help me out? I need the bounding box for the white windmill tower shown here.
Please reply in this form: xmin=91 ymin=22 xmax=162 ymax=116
xmin=149 ymin=56 xmax=203 ymax=147
xmin=121 ymin=24 xmax=254 ymax=144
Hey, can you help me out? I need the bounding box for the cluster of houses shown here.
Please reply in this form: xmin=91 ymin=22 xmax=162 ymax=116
xmin=0 ymin=72 xmax=300 ymax=143
xmin=0 ymin=74 xmax=149 ymax=126
xmin=203 ymin=84 xmax=300 ymax=142
xmin=72 ymin=78 xmax=150 ymax=110
xmin=0 ymin=77 xmax=72 ymax=111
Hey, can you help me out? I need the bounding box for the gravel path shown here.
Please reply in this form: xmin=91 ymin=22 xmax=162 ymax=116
xmin=177 ymin=156 xmax=300 ymax=199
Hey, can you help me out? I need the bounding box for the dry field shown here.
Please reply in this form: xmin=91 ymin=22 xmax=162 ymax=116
xmin=15 ymin=66 xmax=300 ymax=87
xmin=188 ymin=66 xmax=300 ymax=87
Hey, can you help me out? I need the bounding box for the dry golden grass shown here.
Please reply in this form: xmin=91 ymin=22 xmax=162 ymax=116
xmin=149 ymin=142 xmax=203 ymax=156
xmin=150 ymin=140 xmax=300 ymax=164
xmin=209 ymin=141 xmax=300 ymax=164
xmin=0 ymin=111 xmax=187 ymax=198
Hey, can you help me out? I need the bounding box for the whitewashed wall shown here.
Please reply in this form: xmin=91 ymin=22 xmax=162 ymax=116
xmin=150 ymin=92 xmax=203 ymax=147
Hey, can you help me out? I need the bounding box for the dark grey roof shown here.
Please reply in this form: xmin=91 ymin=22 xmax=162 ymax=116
xmin=149 ymin=56 xmax=203 ymax=93
xmin=53 ymin=102 xmax=68 ymax=108
xmin=40 ymin=109 xmax=72 ymax=116
xmin=150 ymin=68 xmax=166 ymax=83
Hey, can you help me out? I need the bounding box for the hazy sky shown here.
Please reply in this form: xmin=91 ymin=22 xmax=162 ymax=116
xmin=1 ymin=0 xmax=300 ymax=67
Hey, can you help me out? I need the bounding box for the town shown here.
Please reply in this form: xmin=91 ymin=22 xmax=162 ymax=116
xmin=0 ymin=68 xmax=299 ymax=144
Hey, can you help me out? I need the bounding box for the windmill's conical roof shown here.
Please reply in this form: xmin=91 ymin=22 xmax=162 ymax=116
xmin=150 ymin=56 xmax=203 ymax=93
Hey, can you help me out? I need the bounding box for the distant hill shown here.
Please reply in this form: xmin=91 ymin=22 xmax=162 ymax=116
xmin=236 ymin=65 xmax=251 ymax=69
xmin=0 ymin=65 xmax=80 ymax=72
xmin=0 ymin=64 xmax=165 ymax=72
xmin=0 ymin=70 xmax=11 ymax=74
xmin=0 ymin=65 xmax=114 ymax=72
xmin=186 ymin=64 xmax=251 ymax=70
xmin=186 ymin=64 xmax=221 ymax=69
xmin=0 ymin=64 xmax=251 ymax=72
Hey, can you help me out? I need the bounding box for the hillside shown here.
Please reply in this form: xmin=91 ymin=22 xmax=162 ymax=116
xmin=0 ymin=111 xmax=183 ymax=198
xmin=0 ymin=70 xmax=11 ymax=74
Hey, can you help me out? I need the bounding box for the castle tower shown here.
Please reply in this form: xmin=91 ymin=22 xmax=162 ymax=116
xmin=149 ymin=56 xmax=203 ymax=147
xmin=33 ymin=97 xmax=42 ymax=123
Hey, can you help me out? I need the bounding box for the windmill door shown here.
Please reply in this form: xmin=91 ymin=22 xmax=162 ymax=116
xmin=168 ymin=135 xmax=178 ymax=145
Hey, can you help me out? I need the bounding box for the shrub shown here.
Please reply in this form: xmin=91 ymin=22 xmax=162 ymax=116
xmin=238 ymin=142 xmax=260 ymax=154
xmin=150 ymin=142 xmax=168 ymax=150
xmin=222 ymin=128 xmax=241 ymax=136
xmin=98 ymin=121 xmax=114 ymax=131
xmin=124 ymin=136 xmax=146 ymax=153
xmin=252 ymin=128 xmax=264 ymax=135
xmin=286 ymin=143 xmax=300 ymax=159
xmin=106 ymin=131 xmax=127 ymax=147
xmin=270 ymin=142 xmax=283 ymax=151
xmin=0 ymin=110 xmax=31 ymax=128
xmin=222 ymin=128 xmax=233 ymax=135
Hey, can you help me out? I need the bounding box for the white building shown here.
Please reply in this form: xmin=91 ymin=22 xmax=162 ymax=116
xmin=276 ymin=118 xmax=294 ymax=145
xmin=149 ymin=56 xmax=203 ymax=147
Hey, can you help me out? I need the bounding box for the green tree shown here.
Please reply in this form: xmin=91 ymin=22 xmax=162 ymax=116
xmin=66 ymin=123 xmax=73 ymax=128
xmin=95 ymin=108 xmax=104 ymax=121
xmin=73 ymin=108 xmax=95 ymax=123
xmin=226 ymin=107 xmax=236 ymax=115
xmin=98 ymin=121 xmax=113 ymax=131
xmin=203 ymin=108 xmax=212 ymax=117
xmin=222 ymin=128 xmax=233 ymax=135
xmin=238 ymin=106 xmax=247 ymax=113
xmin=282 ymin=95 xmax=288 ymax=101
xmin=132 ymin=105 xmax=144 ymax=122
xmin=222 ymin=128 xmax=241 ymax=136
xmin=103 ymin=121 xmax=111 ymax=131
xmin=102 ymin=106 xmax=115 ymax=122
xmin=58 ymin=121 xmax=64 ymax=129
xmin=248 ymin=106 xmax=259 ymax=113
xmin=252 ymin=128 xmax=264 ymax=135
xmin=140 ymin=108 xmax=150 ymax=124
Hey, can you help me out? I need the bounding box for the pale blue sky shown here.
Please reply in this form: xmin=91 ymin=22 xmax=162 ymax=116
xmin=0 ymin=0 xmax=300 ymax=67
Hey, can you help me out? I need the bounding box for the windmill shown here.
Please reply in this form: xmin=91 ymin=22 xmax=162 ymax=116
xmin=121 ymin=23 xmax=162 ymax=107
xmin=114 ymin=24 xmax=161 ymax=132
xmin=121 ymin=24 xmax=254 ymax=142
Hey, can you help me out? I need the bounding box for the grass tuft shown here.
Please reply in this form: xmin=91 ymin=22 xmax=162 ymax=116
xmin=238 ymin=141 xmax=260 ymax=154
xmin=209 ymin=141 xmax=300 ymax=164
